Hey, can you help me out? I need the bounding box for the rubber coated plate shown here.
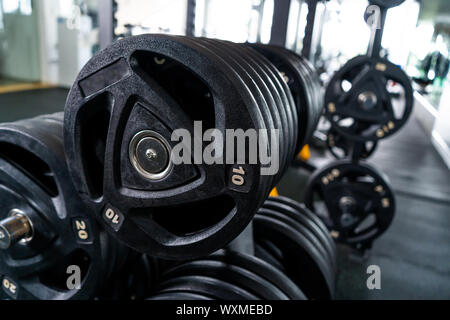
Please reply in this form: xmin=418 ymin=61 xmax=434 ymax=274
xmin=327 ymin=127 xmax=378 ymax=160
xmin=253 ymin=214 xmax=334 ymax=299
xmin=263 ymin=200 xmax=337 ymax=272
xmin=0 ymin=113 xmax=111 ymax=300
xmin=163 ymin=259 xmax=288 ymax=300
xmin=64 ymin=34 xmax=271 ymax=259
xmin=148 ymin=291 xmax=212 ymax=300
xmin=304 ymin=160 xmax=395 ymax=250
xmin=208 ymin=250 xmax=306 ymax=300
xmin=194 ymin=38 xmax=279 ymax=188
xmin=254 ymin=243 xmax=286 ymax=273
xmin=159 ymin=275 xmax=258 ymax=300
xmin=223 ymin=40 xmax=290 ymax=181
xmin=257 ymin=208 xmax=335 ymax=287
xmin=369 ymin=0 xmax=405 ymax=8
xmin=269 ymin=196 xmax=336 ymax=256
xmin=324 ymin=55 xmax=413 ymax=142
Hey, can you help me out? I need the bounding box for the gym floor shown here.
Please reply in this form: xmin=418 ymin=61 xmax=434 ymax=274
xmin=279 ymin=113 xmax=450 ymax=299
xmin=1 ymin=87 xmax=449 ymax=300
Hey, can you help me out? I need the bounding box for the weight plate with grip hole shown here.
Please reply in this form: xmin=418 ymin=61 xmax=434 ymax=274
xmin=324 ymin=55 xmax=413 ymax=142
xmin=257 ymin=208 xmax=335 ymax=287
xmin=304 ymin=160 xmax=395 ymax=250
xmin=0 ymin=113 xmax=114 ymax=300
xmin=64 ymin=34 xmax=302 ymax=259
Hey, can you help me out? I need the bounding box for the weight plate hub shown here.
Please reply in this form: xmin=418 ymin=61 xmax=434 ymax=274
xmin=64 ymin=34 xmax=298 ymax=259
xmin=324 ymin=55 xmax=413 ymax=142
xmin=304 ymin=160 xmax=395 ymax=249
xmin=0 ymin=113 xmax=111 ymax=300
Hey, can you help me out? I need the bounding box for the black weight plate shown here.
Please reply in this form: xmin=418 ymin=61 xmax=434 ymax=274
xmin=249 ymin=44 xmax=314 ymax=151
xmin=304 ymin=160 xmax=395 ymax=249
xmin=0 ymin=113 xmax=111 ymax=300
xmin=327 ymin=127 xmax=378 ymax=159
xmin=267 ymin=45 xmax=316 ymax=148
xmin=96 ymin=238 xmax=129 ymax=299
xmin=179 ymin=36 xmax=273 ymax=205
xmin=159 ymin=275 xmax=259 ymax=300
xmin=64 ymin=34 xmax=270 ymax=259
xmin=221 ymin=40 xmax=290 ymax=183
xmin=222 ymin=39 xmax=295 ymax=180
xmin=244 ymin=44 xmax=298 ymax=162
xmin=208 ymin=250 xmax=306 ymax=300
xmin=273 ymin=46 xmax=322 ymax=147
xmin=263 ymin=200 xmax=337 ymax=272
xmin=196 ymin=38 xmax=283 ymax=185
xmin=269 ymin=196 xmax=336 ymax=255
xmin=324 ymin=55 xmax=413 ymax=142
xmin=253 ymin=214 xmax=334 ymax=299
xmin=257 ymin=208 xmax=335 ymax=286
xmin=238 ymin=43 xmax=296 ymax=174
xmin=289 ymin=50 xmax=324 ymax=126
xmin=99 ymin=251 xmax=156 ymax=300
xmin=148 ymin=291 xmax=212 ymax=300
xmin=254 ymin=243 xmax=285 ymax=273
xmin=258 ymin=238 xmax=285 ymax=266
xmin=163 ymin=259 xmax=288 ymax=300
xmin=126 ymin=254 xmax=155 ymax=300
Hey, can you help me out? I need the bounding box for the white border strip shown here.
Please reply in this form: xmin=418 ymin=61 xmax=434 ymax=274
xmin=431 ymin=130 xmax=450 ymax=170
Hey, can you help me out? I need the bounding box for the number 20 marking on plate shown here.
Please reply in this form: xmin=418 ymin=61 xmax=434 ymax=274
xmin=232 ymin=166 xmax=246 ymax=186
xmin=74 ymin=220 xmax=89 ymax=240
